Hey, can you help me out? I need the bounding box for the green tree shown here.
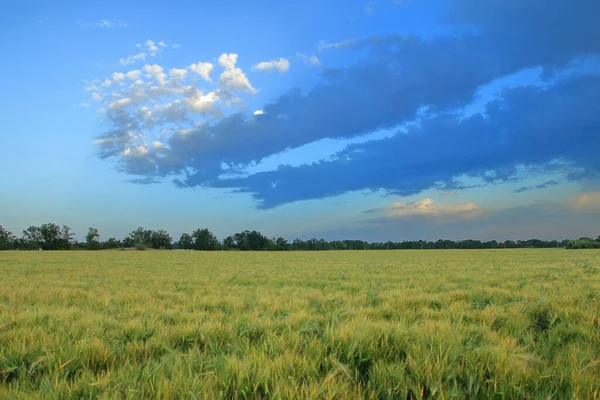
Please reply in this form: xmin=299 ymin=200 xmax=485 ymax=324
xmin=59 ymin=225 xmax=74 ymax=250
xmin=22 ymin=226 xmax=42 ymax=250
xmin=178 ymin=233 xmax=194 ymax=250
xmin=0 ymin=226 xmax=16 ymax=250
xmin=192 ymin=228 xmax=220 ymax=250
xmin=222 ymin=235 xmax=235 ymax=250
xmin=86 ymin=227 xmax=101 ymax=250
xmin=40 ymin=223 xmax=61 ymax=250
xmin=124 ymin=227 xmax=153 ymax=248
xmin=274 ymin=237 xmax=289 ymax=250
xmin=151 ymin=230 xmax=173 ymax=249
xmin=104 ymin=238 xmax=122 ymax=249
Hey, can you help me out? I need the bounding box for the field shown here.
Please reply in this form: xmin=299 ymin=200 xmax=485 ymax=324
xmin=1 ymin=250 xmax=600 ymax=399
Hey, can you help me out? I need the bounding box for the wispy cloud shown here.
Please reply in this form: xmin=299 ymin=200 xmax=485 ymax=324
xmin=77 ymin=19 xmax=130 ymax=28
xmin=296 ymin=52 xmax=321 ymax=66
xmin=119 ymin=40 xmax=169 ymax=66
xmin=317 ymin=39 xmax=355 ymax=51
xmin=513 ymin=180 xmax=560 ymax=193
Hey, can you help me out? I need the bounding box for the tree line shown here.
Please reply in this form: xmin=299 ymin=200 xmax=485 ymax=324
xmin=1 ymin=223 xmax=598 ymax=251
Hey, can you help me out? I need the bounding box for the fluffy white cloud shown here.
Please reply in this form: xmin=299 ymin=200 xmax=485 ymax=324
xmin=91 ymin=92 xmax=103 ymax=101
xmin=112 ymin=72 xmax=125 ymax=83
xmin=143 ymin=64 xmax=167 ymax=84
xmin=254 ymin=58 xmax=290 ymax=72
xmin=183 ymin=89 xmax=221 ymax=116
xmin=188 ymin=62 xmax=214 ymax=82
xmin=146 ymin=39 xmax=159 ymax=55
xmin=218 ymin=53 xmax=257 ymax=94
xmin=152 ymin=141 xmax=163 ymax=149
xmin=218 ymin=53 xmax=238 ymax=70
xmin=108 ymin=97 xmax=132 ymax=110
xmin=125 ymin=70 xmax=141 ymax=80
xmin=169 ymin=68 xmax=188 ymax=80
xmin=253 ymin=110 xmax=264 ymax=115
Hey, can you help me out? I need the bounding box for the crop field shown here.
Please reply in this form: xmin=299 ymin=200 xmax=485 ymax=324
xmin=1 ymin=249 xmax=600 ymax=399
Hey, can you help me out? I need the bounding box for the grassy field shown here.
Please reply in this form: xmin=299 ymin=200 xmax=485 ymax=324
xmin=1 ymin=249 xmax=599 ymax=399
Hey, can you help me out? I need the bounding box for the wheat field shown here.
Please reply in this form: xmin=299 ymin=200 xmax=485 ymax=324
xmin=1 ymin=249 xmax=599 ymax=399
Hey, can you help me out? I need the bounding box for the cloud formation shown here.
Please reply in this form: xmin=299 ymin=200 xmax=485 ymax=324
xmin=253 ymin=58 xmax=290 ymax=72
xmin=93 ymin=1 xmax=600 ymax=210
xmin=119 ymin=40 xmax=168 ymax=66
xmin=218 ymin=53 xmax=257 ymax=94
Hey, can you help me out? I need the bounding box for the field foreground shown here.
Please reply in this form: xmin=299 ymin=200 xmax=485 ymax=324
xmin=1 ymin=250 xmax=599 ymax=399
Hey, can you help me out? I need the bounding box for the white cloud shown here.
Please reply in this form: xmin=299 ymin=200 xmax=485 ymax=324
xmin=172 ymin=43 xmax=182 ymax=49
xmin=184 ymin=89 xmax=222 ymax=116
xmin=119 ymin=39 xmax=169 ymax=66
xmin=119 ymin=52 xmax=147 ymax=66
xmin=217 ymin=53 xmax=257 ymax=94
xmin=152 ymin=141 xmax=163 ymax=149
xmin=108 ymin=97 xmax=132 ymax=110
xmin=102 ymin=79 xmax=112 ymax=87
xmin=253 ymin=110 xmax=264 ymax=115
xmin=146 ymin=39 xmax=159 ymax=55
xmin=317 ymin=39 xmax=355 ymax=51
xmin=296 ymin=52 xmax=321 ymax=66
xmin=169 ymin=68 xmax=188 ymax=80
xmin=218 ymin=53 xmax=238 ymax=70
xmin=91 ymin=92 xmax=103 ymax=101
xmin=143 ymin=64 xmax=167 ymax=84
xmin=125 ymin=69 xmax=141 ymax=80
xmin=112 ymin=72 xmax=125 ymax=83
xmin=253 ymin=58 xmax=290 ymax=72
xmin=188 ymin=62 xmax=214 ymax=82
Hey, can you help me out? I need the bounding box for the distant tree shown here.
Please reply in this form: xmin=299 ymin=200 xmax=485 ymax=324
xmin=178 ymin=233 xmax=194 ymax=250
xmin=22 ymin=225 xmax=42 ymax=250
xmin=151 ymin=230 xmax=173 ymax=249
xmin=192 ymin=228 xmax=220 ymax=250
xmin=0 ymin=226 xmax=16 ymax=250
xmin=222 ymin=235 xmax=235 ymax=250
xmin=86 ymin=227 xmax=101 ymax=250
xmin=274 ymin=237 xmax=289 ymax=251
xmin=104 ymin=237 xmax=121 ymax=249
xmin=124 ymin=227 xmax=153 ymax=248
xmin=39 ymin=223 xmax=61 ymax=250
xmin=60 ymin=226 xmax=74 ymax=250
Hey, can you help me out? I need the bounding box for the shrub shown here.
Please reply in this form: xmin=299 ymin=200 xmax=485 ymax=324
xmin=134 ymin=242 xmax=147 ymax=251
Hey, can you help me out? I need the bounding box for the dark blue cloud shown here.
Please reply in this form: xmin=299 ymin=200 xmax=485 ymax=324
xmin=211 ymin=73 xmax=600 ymax=208
xmin=95 ymin=0 xmax=600 ymax=207
xmin=513 ymin=180 xmax=560 ymax=194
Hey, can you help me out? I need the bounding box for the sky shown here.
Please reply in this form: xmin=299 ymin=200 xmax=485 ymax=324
xmin=1 ymin=0 xmax=599 ymax=242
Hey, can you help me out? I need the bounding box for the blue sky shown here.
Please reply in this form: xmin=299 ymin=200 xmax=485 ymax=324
xmin=1 ymin=0 xmax=599 ymax=242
